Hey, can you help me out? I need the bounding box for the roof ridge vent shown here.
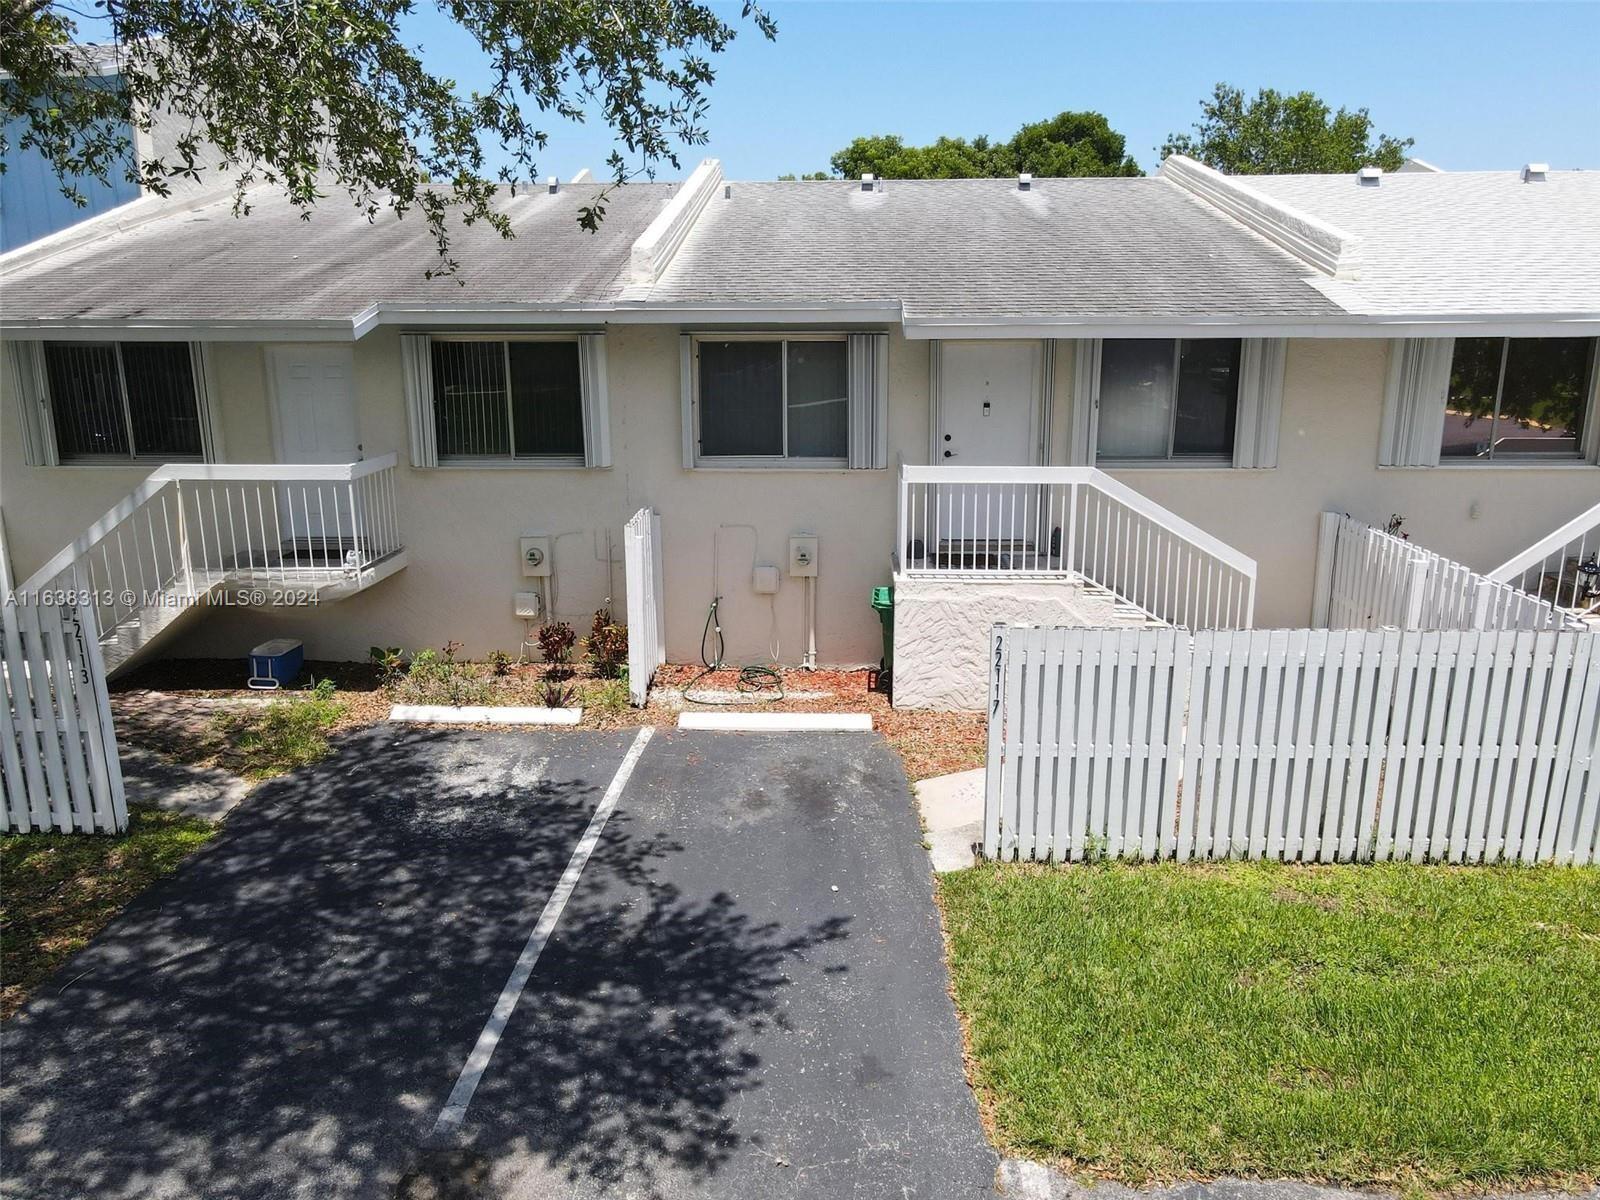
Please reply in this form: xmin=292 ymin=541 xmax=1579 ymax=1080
xmin=1522 ymin=162 xmax=1549 ymax=182
xmin=1018 ymin=173 xmax=1033 ymax=191
xmin=1158 ymin=153 xmax=1363 ymax=280
xmin=626 ymin=158 xmax=723 ymax=287
xmin=1357 ymin=166 xmax=1382 ymax=187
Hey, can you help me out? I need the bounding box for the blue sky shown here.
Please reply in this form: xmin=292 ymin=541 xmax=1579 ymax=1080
xmin=407 ymin=0 xmax=1600 ymax=181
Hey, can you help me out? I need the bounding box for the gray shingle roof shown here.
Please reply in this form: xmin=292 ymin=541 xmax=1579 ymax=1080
xmin=648 ymin=177 xmax=1341 ymax=321
xmin=0 ymin=181 xmax=677 ymax=324
xmin=3 ymin=164 xmax=1596 ymax=330
xmin=1245 ymin=170 xmax=1600 ymax=317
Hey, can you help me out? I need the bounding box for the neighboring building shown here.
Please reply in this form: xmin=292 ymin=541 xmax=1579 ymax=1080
xmin=1 ymin=96 xmax=142 ymax=251
xmin=1 ymin=157 xmax=1596 ymax=707
xmin=1 ymin=46 xmax=229 ymax=252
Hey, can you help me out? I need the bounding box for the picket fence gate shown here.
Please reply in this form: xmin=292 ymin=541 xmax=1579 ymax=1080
xmin=2 ymin=597 xmax=127 ymax=834
xmin=985 ymin=624 xmax=1600 ymax=866
xmin=623 ymin=507 xmax=666 ymax=707
xmin=1313 ymin=511 xmax=1579 ymax=633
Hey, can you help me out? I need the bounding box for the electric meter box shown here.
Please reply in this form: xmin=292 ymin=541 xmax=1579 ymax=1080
xmin=789 ymin=535 xmax=819 ymax=577
xmin=520 ymin=535 xmax=552 ymax=577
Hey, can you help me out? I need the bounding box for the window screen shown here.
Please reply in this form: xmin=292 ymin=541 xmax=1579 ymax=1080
xmin=786 ymin=340 xmax=848 ymax=459
xmin=698 ymin=340 xmax=784 ymax=457
xmin=44 ymin=341 xmax=201 ymax=461
xmin=1097 ymin=338 xmax=1241 ymax=461
xmin=431 ymin=339 xmax=585 ymax=460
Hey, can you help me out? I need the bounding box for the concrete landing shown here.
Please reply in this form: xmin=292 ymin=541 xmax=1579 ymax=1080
xmin=913 ymin=767 xmax=984 ymax=871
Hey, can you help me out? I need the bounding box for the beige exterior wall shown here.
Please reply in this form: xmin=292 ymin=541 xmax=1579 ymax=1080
xmin=4 ymin=331 xmax=1596 ymax=667
xmin=1098 ymin=338 xmax=1600 ymax=628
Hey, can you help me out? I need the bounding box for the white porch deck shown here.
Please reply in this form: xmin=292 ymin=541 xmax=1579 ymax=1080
xmin=16 ymin=454 xmax=406 ymax=674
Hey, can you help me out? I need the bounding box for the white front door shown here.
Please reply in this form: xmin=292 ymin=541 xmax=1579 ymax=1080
xmin=933 ymin=341 xmax=1046 ymax=564
xmin=936 ymin=340 xmax=1042 ymax=466
xmin=269 ymin=346 xmax=360 ymax=555
xmin=270 ymin=346 xmax=359 ymax=464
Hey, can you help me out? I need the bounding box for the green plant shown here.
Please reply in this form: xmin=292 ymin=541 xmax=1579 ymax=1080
xmin=212 ymin=685 xmax=347 ymax=780
xmin=1 ymin=804 xmax=217 ymax=1019
xmin=587 ymin=676 xmax=630 ymax=716
xmin=399 ymin=641 xmax=489 ymax=707
xmin=587 ymin=608 xmax=628 ymax=679
xmin=487 ymin=649 xmax=513 ymax=677
xmin=540 ymin=680 xmax=576 ymax=709
xmin=537 ymin=621 xmax=577 ymax=667
xmin=369 ymin=645 xmax=406 ymax=686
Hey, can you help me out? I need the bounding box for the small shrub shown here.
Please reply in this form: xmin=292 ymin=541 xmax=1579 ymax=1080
xmin=587 ymin=609 xmax=628 ymax=679
xmin=540 ymin=680 xmax=577 ymax=709
xmin=399 ymin=641 xmax=489 ymax=707
xmin=537 ymin=622 xmax=577 ymax=667
xmin=369 ymin=646 xmax=406 ymax=686
xmin=487 ymin=649 xmax=513 ymax=677
xmin=587 ymin=676 xmax=630 ymax=716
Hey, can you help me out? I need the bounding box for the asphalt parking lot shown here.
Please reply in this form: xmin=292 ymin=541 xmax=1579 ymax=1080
xmin=0 ymin=725 xmax=997 ymax=1199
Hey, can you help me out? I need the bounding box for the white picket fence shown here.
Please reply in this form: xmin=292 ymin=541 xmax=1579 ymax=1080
xmin=623 ymin=507 xmax=666 ymax=707
xmin=2 ymin=597 xmax=127 ymax=834
xmin=985 ymin=624 xmax=1600 ymax=866
xmin=1312 ymin=512 xmax=1579 ymax=632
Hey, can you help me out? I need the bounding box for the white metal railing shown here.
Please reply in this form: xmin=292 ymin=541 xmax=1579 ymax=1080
xmin=896 ymin=465 xmax=1257 ymax=629
xmin=1488 ymin=499 xmax=1600 ymax=620
xmin=15 ymin=455 xmax=403 ymax=649
xmin=1315 ymin=512 xmax=1581 ymax=633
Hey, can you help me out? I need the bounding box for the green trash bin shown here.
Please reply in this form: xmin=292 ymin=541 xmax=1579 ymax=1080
xmin=870 ymin=585 xmax=894 ymax=675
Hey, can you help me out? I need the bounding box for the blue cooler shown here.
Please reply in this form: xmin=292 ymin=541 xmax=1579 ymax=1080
xmin=248 ymin=638 xmax=304 ymax=690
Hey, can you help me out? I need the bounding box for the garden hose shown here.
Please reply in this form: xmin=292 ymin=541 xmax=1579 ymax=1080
xmin=682 ymin=597 xmax=785 ymax=704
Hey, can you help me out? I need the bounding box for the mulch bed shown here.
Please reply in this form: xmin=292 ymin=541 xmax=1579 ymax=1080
xmin=110 ymin=659 xmax=988 ymax=783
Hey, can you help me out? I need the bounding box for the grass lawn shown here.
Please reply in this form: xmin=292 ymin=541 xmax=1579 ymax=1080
xmin=1 ymin=805 xmax=217 ymax=1019
xmin=939 ymin=861 xmax=1600 ymax=1189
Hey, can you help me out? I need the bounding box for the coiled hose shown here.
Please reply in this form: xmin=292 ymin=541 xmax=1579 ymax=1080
xmin=682 ymin=597 xmax=784 ymax=704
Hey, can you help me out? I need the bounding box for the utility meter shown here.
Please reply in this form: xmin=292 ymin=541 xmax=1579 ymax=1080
xmin=789 ymin=535 xmax=819 ymax=578
xmin=520 ymin=535 xmax=552 ymax=577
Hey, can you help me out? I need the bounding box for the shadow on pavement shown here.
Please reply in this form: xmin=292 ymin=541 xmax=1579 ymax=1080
xmin=2 ymin=725 xmax=849 ymax=1200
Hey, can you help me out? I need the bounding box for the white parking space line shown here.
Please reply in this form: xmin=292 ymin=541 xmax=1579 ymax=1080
xmin=429 ymin=726 xmax=655 ymax=1139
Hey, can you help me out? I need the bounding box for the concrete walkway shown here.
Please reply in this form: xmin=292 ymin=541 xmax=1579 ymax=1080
xmin=998 ymin=1161 xmax=1600 ymax=1200
xmin=118 ymin=745 xmax=250 ymax=821
xmin=914 ymin=767 xmax=984 ymax=871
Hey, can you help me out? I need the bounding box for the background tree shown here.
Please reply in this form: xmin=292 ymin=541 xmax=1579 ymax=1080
xmin=1007 ymin=111 xmax=1141 ymax=177
xmin=1162 ymin=83 xmax=1413 ymax=174
xmin=828 ymin=111 xmax=1142 ymax=180
xmin=0 ymin=0 xmax=775 ymax=275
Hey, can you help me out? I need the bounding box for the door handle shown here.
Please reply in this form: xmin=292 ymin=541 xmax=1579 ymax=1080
xmin=943 ymin=450 xmax=956 ymax=458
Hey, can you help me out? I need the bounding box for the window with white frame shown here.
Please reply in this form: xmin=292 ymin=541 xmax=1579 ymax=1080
xmin=1441 ymin=337 xmax=1597 ymax=461
xmin=43 ymin=341 xmax=204 ymax=461
xmin=1096 ymin=338 xmax=1241 ymax=462
xmin=693 ymin=336 xmax=849 ymax=464
xmin=430 ymin=336 xmax=585 ymax=461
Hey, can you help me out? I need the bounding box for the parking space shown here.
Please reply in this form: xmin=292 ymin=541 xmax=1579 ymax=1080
xmin=1 ymin=727 xmax=995 ymax=1200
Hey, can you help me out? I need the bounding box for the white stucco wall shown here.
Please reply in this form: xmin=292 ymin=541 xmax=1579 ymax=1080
xmin=890 ymin=574 xmax=1135 ymax=711
xmin=4 ymin=332 xmax=1596 ymax=669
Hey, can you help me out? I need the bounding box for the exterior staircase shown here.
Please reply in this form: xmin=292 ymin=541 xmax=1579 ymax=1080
xmin=15 ymin=456 xmax=407 ymax=676
xmin=1487 ymin=499 xmax=1600 ymax=630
